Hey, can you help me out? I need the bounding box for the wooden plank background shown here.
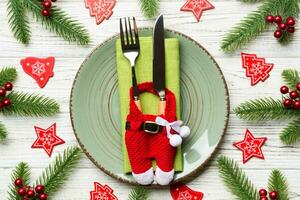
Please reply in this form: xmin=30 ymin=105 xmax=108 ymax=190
xmin=0 ymin=0 xmax=300 ymax=199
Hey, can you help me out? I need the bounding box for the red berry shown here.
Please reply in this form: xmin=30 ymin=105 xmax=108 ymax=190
xmin=274 ymin=15 xmax=282 ymax=24
xmin=35 ymin=185 xmax=45 ymax=193
xmin=287 ymin=26 xmax=295 ymax=33
xmin=290 ymin=91 xmax=299 ymax=99
xmin=259 ymin=189 xmax=268 ymax=197
xmin=294 ymin=100 xmax=300 ymax=110
xmin=0 ymin=88 xmax=6 ymax=96
xmin=39 ymin=193 xmax=48 ymax=200
xmin=278 ymin=23 xmax=287 ymax=30
xmin=296 ymin=83 xmax=300 ymax=91
xmin=43 ymin=0 xmax=52 ymax=9
xmin=283 ymin=99 xmax=293 ymax=108
xmin=260 ymin=197 xmax=269 ymax=200
xmin=266 ymin=15 xmax=274 ymax=23
xmin=18 ymin=188 xmax=26 ymax=196
xmin=269 ymin=191 xmax=278 ymax=200
xmin=274 ymin=30 xmax=283 ymax=38
xmin=0 ymin=101 xmax=4 ymax=109
xmin=4 ymin=82 xmax=13 ymax=91
xmin=42 ymin=9 xmax=51 ymax=17
xmin=286 ymin=16 xmax=296 ymax=26
xmin=280 ymin=86 xmax=289 ymax=94
xmin=3 ymin=98 xmax=11 ymax=106
xmin=27 ymin=189 xmax=36 ymax=198
xmin=23 ymin=198 xmax=30 ymax=200
xmin=14 ymin=178 xmax=23 ymax=187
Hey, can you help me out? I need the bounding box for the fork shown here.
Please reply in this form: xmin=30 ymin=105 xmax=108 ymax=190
xmin=120 ymin=17 xmax=141 ymax=110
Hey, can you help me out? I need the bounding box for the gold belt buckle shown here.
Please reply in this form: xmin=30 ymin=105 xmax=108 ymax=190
xmin=143 ymin=121 xmax=159 ymax=134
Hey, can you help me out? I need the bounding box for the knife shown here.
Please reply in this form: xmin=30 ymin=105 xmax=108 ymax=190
xmin=153 ymin=14 xmax=166 ymax=115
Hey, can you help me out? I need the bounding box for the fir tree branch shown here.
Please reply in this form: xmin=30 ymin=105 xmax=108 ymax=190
xmin=23 ymin=0 xmax=90 ymax=45
xmin=268 ymin=170 xmax=289 ymax=200
xmin=234 ymin=98 xmax=300 ymax=121
xmin=282 ymin=69 xmax=300 ymax=89
xmin=139 ymin=0 xmax=159 ymax=19
xmin=217 ymin=156 xmax=259 ymax=200
xmin=7 ymin=0 xmax=31 ymax=44
xmin=221 ymin=0 xmax=299 ymax=52
xmin=1 ymin=92 xmax=59 ymax=117
xmin=34 ymin=146 xmax=82 ymax=198
xmin=0 ymin=122 xmax=8 ymax=141
xmin=8 ymin=162 xmax=31 ymax=200
xmin=280 ymin=118 xmax=300 ymax=145
xmin=0 ymin=67 xmax=17 ymax=86
xmin=128 ymin=186 xmax=149 ymax=200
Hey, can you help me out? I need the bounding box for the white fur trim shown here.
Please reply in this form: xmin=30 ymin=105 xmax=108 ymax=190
xmin=169 ymin=134 xmax=182 ymax=147
xmin=155 ymin=166 xmax=174 ymax=186
xmin=132 ymin=168 xmax=154 ymax=185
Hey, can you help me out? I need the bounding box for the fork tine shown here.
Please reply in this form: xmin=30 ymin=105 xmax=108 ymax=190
xmin=128 ymin=17 xmax=134 ymax=45
xmin=133 ymin=17 xmax=139 ymax=47
xmin=119 ymin=19 xmax=125 ymax=49
xmin=124 ymin=18 xmax=130 ymax=45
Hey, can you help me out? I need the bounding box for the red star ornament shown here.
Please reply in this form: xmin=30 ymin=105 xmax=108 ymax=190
xmin=32 ymin=123 xmax=65 ymax=157
xmin=181 ymin=0 xmax=214 ymax=22
xmin=170 ymin=183 xmax=203 ymax=200
xmin=90 ymin=182 xmax=118 ymax=200
xmin=233 ymin=129 xmax=267 ymax=164
xmin=85 ymin=0 xmax=116 ymax=25
xmin=241 ymin=53 xmax=274 ymax=86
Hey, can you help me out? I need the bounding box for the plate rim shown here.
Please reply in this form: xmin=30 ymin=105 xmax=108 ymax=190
xmin=69 ymin=28 xmax=230 ymax=185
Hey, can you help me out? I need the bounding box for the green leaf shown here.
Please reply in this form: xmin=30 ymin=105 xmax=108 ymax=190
xmin=281 ymin=69 xmax=300 ymax=89
xmin=268 ymin=169 xmax=289 ymax=200
xmin=7 ymin=0 xmax=31 ymax=44
xmin=280 ymin=118 xmax=300 ymax=145
xmin=34 ymin=146 xmax=82 ymax=197
xmin=234 ymin=98 xmax=300 ymax=121
xmin=139 ymin=0 xmax=159 ymax=19
xmin=0 ymin=122 xmax=8 ymax=141
xmin=128 ymin=186 xmax=149 ymax=200
xmin=8 ymin=162 xmax=31 ymax=200
xmin=23 ymin=0 xmax=90 ymax=45
xmin=1 ymin=92 xmax=59 ymax=117
xmin=217 ymin=156 xmax=259 ymax=200
xmin=0 ymin=67 xmax=17 ymax=86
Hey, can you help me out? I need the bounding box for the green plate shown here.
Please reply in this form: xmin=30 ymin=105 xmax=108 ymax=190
xmin=70 ymin=29 xmax=229 ymax=184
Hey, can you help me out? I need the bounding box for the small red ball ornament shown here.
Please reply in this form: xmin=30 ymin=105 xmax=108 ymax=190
xmin=296 ymin=83 xmax=300 ymax=91
xmin=35 ymin=185 xmax=45 ymax=193
xmin=0 ymin=88 xmax=6 ymax=96
xmin=259 ymin=189 xmax=268 ymax=197
xmin=290 ymin=91 xmax=299 ymax=99
xmin=17 ymin=188 xmax=27 ymax=196
xmin=286 ymin=17 xmax=296 ymax=26
xmin=274 ymin=15 xmax=282 ymax=24
xmin=260 ymin=197 xmax=269 ymax=200
xmin=266 ymin=15 xmax=274 ymax=23
xmin=278 ymin=23 xmax=287 ymax=30
xmin=294 ymin=100 xmax=300 ymax=110
xmin=23 ymin=198 xmax=30 ymax=200
xmin=39 ymin=193 xmax=48 ymax=200
xmin=269 ymin=191 xmax=278 ymax=200
xmin=42 ymin=9 xmax=51 ymax=17
xmin=43 ymin=0 xmax=52 ymax=9
xmin=27 ymin=189 xmax=36 ymax=198
xmin=3 ymin=98 xmax=11 ymax=106
xmin=0 ymin=101 xmax=4 ymax=109
xmin=280 ymin=86 xmax=289 ymax=94
xmin=14 ymin=178 xmax=23 ymax=187
xmin=4 ymin=82 xmax=13 ymax=91
xmin=283 ymin=99 xmax=293 ymax=108
xmin=274 ymin=30 xmax=283 ymax=38
xmin=287 ymin=26 xmax=295 ymax=33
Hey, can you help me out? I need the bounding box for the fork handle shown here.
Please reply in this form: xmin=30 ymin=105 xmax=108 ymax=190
xmin=131 ymin=67 xmax=141 ymax=110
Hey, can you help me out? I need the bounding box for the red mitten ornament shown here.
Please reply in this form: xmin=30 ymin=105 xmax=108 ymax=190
xmin=170 ymin=183 xmax=204 ymax=200
xmin=85 ymin=0 xmax=116 ymax=25
xmin=90 ymin=182 xmax=118 ymax=200
xmin=20 ymin=57 xmax=55 ymax=88
xmin=181 ymin=0 xmax=214 ymax=22
xmin=241 ymin=53 xmax=274 ymax=86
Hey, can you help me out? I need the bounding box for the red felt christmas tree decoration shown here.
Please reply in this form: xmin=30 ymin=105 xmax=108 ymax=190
xmin=90 ymin=182 xmax=118 ymax=200
xmin=170 ymin=183 xmax=204 ymax=200
xmin=181 ymin=0 xmax=214 ymax=22
xmin=84 ymin=0 xmax=116 ymax=25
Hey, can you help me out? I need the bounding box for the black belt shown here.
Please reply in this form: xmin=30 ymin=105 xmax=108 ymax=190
xmin=126 ymin=121 xmax=163 ymax=134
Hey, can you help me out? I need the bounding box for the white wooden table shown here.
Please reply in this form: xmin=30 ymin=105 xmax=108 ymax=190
xmin=1 ymin=0 xmax=300 ymax=199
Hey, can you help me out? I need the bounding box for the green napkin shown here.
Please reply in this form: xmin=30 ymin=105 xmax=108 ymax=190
xmin=116 ymin=37 xmax=182 ymax=173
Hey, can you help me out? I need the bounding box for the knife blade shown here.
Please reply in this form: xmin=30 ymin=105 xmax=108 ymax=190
xmin=153 ymin=14 xmax=166 ymax=115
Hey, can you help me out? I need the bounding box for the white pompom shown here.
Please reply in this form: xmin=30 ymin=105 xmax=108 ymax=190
xmin=169 ymin=134 xmax=182 ymax=147
xmin=179 ymin=126 xmax=190 ymax=138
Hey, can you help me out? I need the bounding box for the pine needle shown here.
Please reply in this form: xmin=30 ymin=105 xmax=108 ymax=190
xmin=139 ymin=0 xmax=159 ymax=19
xmin=1 ymin=92 xmax=59 ymax=117
xmin=34 ymin=146 xmax=82 ymax=197
xmin=0 ymin=122 xmax=8 ymax=141
xmin=23 ymin=0 xmax=90 ymax=45
xmin=268 ymin=170 xmax=289 ymax=200
xmin=280 ymin=118 xmax=300 ymax=145
xmin=7 ymin=0 xmax=31 ymax=44
xmin=128 ymin=186 xmax=149 ymax=200
xmin=282 ymin=69 xmax=300 ymax=89
xmin=8 ymin=162 xmax=31 ymax=200
xmin=234 ymin=97 xmax=300 ymax=121
xmin=217 ymin=156 xmax=259 ymax=200
xmin=0 ymin=67 xmax=17 ymax=86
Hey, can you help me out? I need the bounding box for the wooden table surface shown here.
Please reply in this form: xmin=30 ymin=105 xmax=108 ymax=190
xmin=1 ymin=0 xmax=300 ymax=199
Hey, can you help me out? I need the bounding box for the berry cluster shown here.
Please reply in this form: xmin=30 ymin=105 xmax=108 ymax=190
xmin=0 ymin=82 xmax=13 ymax=110
xmin=259 ymin=189 xmax=278 ymax=200
xmin=15 ymin=178 xmax=48 ymax=200
xmin=265 ymin=15 xmax=296 ymax=39
xmin=280 ymin=83 xmax=300 ymax=109
xmin=40 ymin=0 xmax=56 ymax=17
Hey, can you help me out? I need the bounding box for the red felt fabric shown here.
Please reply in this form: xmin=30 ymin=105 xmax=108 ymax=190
xmin=125 ymin=82 xmax=177 ymax=174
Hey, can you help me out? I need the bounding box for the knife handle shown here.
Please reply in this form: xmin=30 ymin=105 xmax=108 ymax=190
xmin=134 ymin=100 xmax=141 ymax=111
xmin=158 ymin=100 xmax=166 ymax=115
